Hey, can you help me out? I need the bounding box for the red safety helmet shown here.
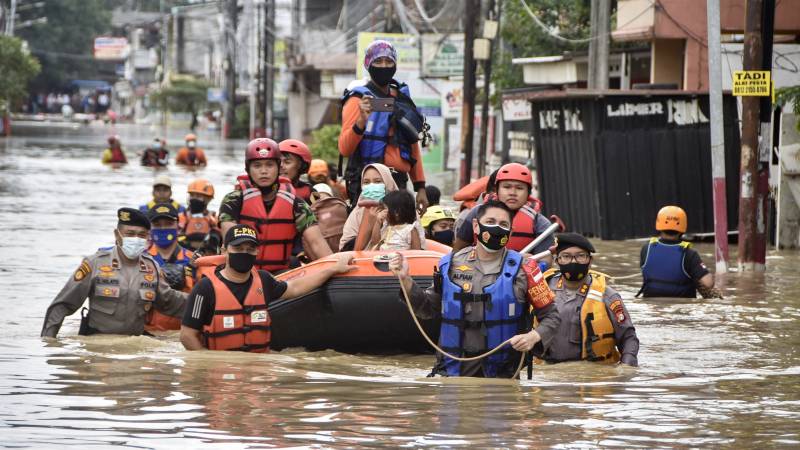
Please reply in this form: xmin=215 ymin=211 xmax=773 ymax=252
xmin=278 ymin=139 xmax=312 ymax=164
xmin=245 ymin=138 xmax=281 ymax=164
xmin=495 ymin=163 xmax=532 ymax=187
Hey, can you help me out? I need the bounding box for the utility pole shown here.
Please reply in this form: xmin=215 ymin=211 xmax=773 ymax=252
xmin=478 ymin=0 xmax=499 ymax=178
xmin=738 ymin=0 xmax=764 ymax=270
xmin=706 ymin=0 xmax=729 ymax=273
xmin=460 ymin=0 xmax=479 ymax=187
xmin=587 ymin=0 xmax=610 ymax=89
xmin=265 ymin=0 xmax=275 ymax=138
xmin=223 ymin=0 xmax=238 ymax=139
xmin=754 ymin=0 xmax=776 ymax=267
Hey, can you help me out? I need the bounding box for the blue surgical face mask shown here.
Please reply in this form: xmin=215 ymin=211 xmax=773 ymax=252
xmin=361 ymin=183 xmax=386 ymax=202
xmin=151 ymin=228 xmax=178 ymax=248
xmin=153 ymin=142 xmax=162 ymax=149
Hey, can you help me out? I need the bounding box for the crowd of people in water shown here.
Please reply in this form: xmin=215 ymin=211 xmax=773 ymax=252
xmin=40 ymin=39 xmax=723 ymax=378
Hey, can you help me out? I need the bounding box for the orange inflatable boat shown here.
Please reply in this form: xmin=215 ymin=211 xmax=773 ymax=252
xmin=194 ymin=247 xmax=449 ymax=353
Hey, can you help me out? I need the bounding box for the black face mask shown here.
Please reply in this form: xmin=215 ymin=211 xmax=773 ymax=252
xmin=228 ymin=252 xmax=256 ymax=273
xmin=432 ymin=229 xmax=454 ymax=246
xmin=368 ymin=65 xmax=396 ymax=87
xmin=189 ymin=198 xmax=206 ymax=214
xmin=560 ymin=262 xmax=590 ymax=281
xmin=477 ymin=223 xmax=511 ymax=252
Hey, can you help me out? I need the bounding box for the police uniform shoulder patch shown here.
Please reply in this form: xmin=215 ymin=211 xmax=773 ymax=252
xmin=610 ymin=299 xmax=627 ymax=323
xmin=74 ymin=260 xmax=91 ymax=281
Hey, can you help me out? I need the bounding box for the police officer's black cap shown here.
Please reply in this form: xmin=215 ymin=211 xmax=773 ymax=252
xmin=148 ymin=202 xmax=179 ymax=222
xmin=225 ymin=224 xmax=259 ymax=246
xmin=555 ymin=232 xmax=596 ymax=254
xmin=117 ymin=207 xmax=151 ymax=230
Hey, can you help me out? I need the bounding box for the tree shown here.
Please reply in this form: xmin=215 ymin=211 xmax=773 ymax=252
xmin=150 ymin=75 xmax=211 ymax=113
xmin=309 ymin=124 xmax=343 ymax=164
xmin=492 ymin=0 xmax=591 ymax=102
xmin=15 ymin=0 xmax=113 ymax=91
xmin=0 ymin=36 xmax=41 ymax=110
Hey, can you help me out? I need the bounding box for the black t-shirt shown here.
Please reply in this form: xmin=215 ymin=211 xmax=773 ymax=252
xmin=639 ymin=238 xmax=710 ymax=281
xmin=182 ymin=267 xmax=287 ymax=330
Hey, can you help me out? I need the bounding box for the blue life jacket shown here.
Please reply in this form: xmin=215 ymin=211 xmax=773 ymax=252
xmin=438 ymin=251 xmax=523 ymax=377
xmin=640 ymin=237 xmax=696 ymax=297
xmin=343 ymin=83 xmax=413 ymax=165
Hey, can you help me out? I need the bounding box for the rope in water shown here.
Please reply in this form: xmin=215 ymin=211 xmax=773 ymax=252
xmin=397 ymin=272 xmax=527 ymax=379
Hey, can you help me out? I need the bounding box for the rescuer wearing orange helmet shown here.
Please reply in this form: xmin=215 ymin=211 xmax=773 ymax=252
xmin=278 ymin=139 xmax=313 ymax=202
xmin=179 ymin=179 xmax=221 ymax=253
xmin=639 ymin=206 xmax=722 ymax=298
xmin=180 ymin=224 xmax=357 ymax=352
xmin=217 ymin=138 xmax=333 ymax=273
xmin=175 ymin=134 xmax=207 ymax=167
xmin=308 ymin=158 xmax=348 ymax=201
xmin=453 ymin=163 xmax=554 ymax=268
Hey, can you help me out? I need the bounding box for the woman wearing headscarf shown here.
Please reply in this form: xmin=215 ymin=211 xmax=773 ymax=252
xmin=339 ymin=163 xmax=425 ymax=251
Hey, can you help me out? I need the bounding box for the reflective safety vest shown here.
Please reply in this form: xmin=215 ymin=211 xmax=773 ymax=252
xmin=202 ymin=269 xmax=271 ymax=352
xmin=237 ymin=176 xmax=297 ymax=272
xmin=181 ymin=211 xmax=219 ymax=243
xmin=145 ymin=245 xmax=195 ymax=332
xmin=640 ymin=237 xmax=696 ymax=297
xmin=507 ymin=203 xmax=539 ymax=252
xmin=438 ymin=251 xmax=523 ymax=377
xmin=343 ymin=83 xmax=413 ymax=165
xmin=549 ymin=270 xmax=621 ymax=363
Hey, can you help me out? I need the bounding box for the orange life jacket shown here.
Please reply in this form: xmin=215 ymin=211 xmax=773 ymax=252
xmin=145 ymin=245 xmax=195 ymax=332
xmin=202 ymin=269 xmax=271 ymax=352
xmin=293 ymin=181 xmax=312 ymax=203
xmin=237 ymin=176 xmax=297 ymax=272
xmin=507 ymin=203 xmax=538 ymax=252
xmin=181 ymin=210 xmax=219 ymax=242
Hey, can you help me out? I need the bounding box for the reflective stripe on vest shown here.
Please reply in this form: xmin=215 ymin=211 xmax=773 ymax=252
xmin=438 ymin=251 xmax=523 ymax=377
xmin=640 ymin=238 xmax=695 ymax=297
xmin=347 ymin=84 xmax=413 ymax=165
xmin=237 ymin=178 xmax=297 ymax=272
xmin=203 ymin=269 xmax=271 ymax=352
xmin=507 ymin=204 xmax=538 ymax=252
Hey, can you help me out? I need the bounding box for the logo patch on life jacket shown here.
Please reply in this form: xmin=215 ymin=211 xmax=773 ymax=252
xmin=610 ymin=299 xmax=626 ymax=323
xmin=251 ymin=310 xmax=268 ymax=323
xmin=223 ymin=316 xmax=235 ymax=328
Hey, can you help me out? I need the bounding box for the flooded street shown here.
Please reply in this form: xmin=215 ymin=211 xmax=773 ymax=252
xmin=1 ymin=123 xmax=799 ymax=448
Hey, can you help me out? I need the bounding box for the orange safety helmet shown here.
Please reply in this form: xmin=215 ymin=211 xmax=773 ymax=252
xmin=278 ymin=139 xmax=312 ymax=166
xmin=656 ymin=205 xmax=687 ymax=233
xmin=495 ymin=163 xmax=532 ymax=188
xmin=307 ymin=159 xmax=329 ymax=178
xmin=187 ymin=178 xmax=215 ymax=198
xmin=185 ymin=133 xmax=197 ymax=142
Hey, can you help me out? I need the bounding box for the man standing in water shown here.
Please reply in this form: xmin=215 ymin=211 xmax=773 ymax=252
xmin=389 ymin=200 xmax=560 ymax=378
xmin=217 ymin=138 xmax=332 ymax=273
xmin=41 ymin=208 xmax=187 ymax=337
xmin=639 ymin=206 xmax=723 ymax=298
xmin=180 ymin=225 xmax=356 ymax=352
xmin=537 ymin=233 xmax=639 ymax=366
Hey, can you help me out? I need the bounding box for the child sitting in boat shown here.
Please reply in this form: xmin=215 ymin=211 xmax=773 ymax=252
xmin=369 ymin=190 xmax=423 ymax=251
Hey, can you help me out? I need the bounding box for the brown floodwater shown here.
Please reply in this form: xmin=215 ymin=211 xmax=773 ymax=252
xmin=1 ymin=123 xmax=799 ymax=448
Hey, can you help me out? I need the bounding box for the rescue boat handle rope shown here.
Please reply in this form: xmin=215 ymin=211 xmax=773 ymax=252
xmin=397 ymin=273 xmax=528 ymax=379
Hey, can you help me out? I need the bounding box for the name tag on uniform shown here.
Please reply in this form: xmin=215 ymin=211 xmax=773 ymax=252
xmin=508 ymin=303 xmax=515 ymax=317
xmin=223 ymin=316 xmax=235 ymax=328
xmin=251 ymin=311 xmax=267 ymax=323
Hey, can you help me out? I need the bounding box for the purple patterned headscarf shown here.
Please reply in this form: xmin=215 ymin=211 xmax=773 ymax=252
xmin=364 ymin=40 xmax=397 ymax=69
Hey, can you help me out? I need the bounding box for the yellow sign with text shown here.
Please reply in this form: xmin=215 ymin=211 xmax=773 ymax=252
xmin=732 ymin=70 xmax=771 ymax=97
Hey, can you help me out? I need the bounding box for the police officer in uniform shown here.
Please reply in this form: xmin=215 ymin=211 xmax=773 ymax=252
xmin=41 ymin=208 xmax=188 ymax=338
xmin=537 ymin=233 xmax=639 ymax=366
xmin=390 ymin=200 xmax=560 ymax=378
